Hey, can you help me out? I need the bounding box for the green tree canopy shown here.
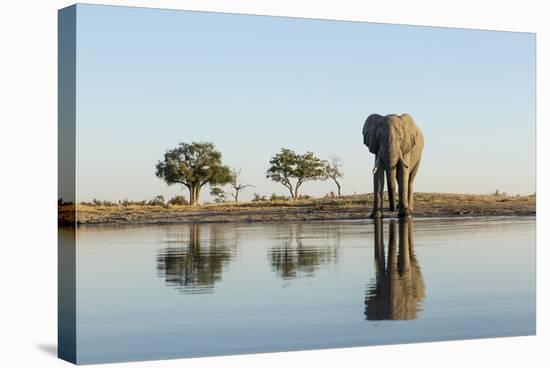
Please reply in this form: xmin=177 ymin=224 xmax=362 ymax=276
xmin=266 ymin=148 xmax=327 ymax=200
xmin=155 ymin=142 xmax=232 ymax=206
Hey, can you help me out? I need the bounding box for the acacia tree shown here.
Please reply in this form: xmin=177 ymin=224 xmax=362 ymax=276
xmin=266 ymin=148 xmax=327 ymax=200
xmin=229 ymin=167 xmax=254 ymax=203
xmin=325 ymin=155 xmax=344 ymax=197
xmin=210 ymin=187 xmax=227 ymax=203
xmin=155 ymin=142 xmax=232 ymax=206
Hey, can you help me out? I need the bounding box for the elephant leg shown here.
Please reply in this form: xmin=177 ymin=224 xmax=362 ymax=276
xmin=408 ymin=179 xmax=415 ymax=213
xmin=408 ymin=161 xmax=420 ymax=213
xmin=397 ymin=164 xmax=410 ymax=217
xmin=370 ymin=168 xmax=384 ymax=219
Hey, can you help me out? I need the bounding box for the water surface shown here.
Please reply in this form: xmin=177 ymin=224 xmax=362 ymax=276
xmin=69 ymin=217 xmax=535 ymax=364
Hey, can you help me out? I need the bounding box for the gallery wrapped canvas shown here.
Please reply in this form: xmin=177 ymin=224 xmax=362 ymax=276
xmin=58 ymin=4 xmax=535 ymax=364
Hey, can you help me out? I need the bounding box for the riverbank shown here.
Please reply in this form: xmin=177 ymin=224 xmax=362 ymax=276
xmin=58 ymin=193 xmax=535 ymax=226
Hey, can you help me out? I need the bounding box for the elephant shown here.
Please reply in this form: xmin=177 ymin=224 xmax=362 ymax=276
xmin=362 ymin=113 xmax=424 ymax=218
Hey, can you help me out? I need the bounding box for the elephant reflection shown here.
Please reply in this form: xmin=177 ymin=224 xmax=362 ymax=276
xmin=156 ymin=224 xmax=236 ymax=294
xmin=365 ymin=219 xmax=425 ymax=320
xmin=268 ymin=222 xmax=340 ymax=280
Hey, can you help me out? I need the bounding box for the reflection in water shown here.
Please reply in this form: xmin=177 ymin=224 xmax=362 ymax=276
xmin=74 ymin=218 xmax=535 ymax=363
xmin=365 ymin=219 xmax=425 ymax=320
xmin=156 ymin=224 xmax=236 ymax=294
xmin=268 ymin=223 xmax=340 ymax=280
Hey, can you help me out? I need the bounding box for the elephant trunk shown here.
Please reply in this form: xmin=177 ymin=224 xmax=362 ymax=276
xmin=386 ymin=165 xmax=397 ymax=212
xmin=381 ymin=142 xmax=398 ymax=212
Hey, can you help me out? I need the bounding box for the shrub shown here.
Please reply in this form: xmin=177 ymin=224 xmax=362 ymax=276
xmin=120 ymin=199 xmax=147 ymax=206
xmin=270 ymin=193 xmax=290 ymax=202
xmin=147 ymin=195 xmax=165 ymax=206
xmin=252 ymin=193 xmax=267 ymax=202
xmin=90 ymin=199 xmax=116 ymax=206
xmin=167 ymin=195 xmax=188 ymax=206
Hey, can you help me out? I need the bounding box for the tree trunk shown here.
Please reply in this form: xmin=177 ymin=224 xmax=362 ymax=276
xmin=234 ymin=189 xmax=239 ymax=203
xmin=194 ymin=186 xmax=200 ymax=205
xmin=335 ymin=180 xmax=341 ymax=197
xmin=287 ymin=185 xmax=296 ymax=200
xmin=189 ymin=184 xmax=200 ymax=206
xmin=293 ymin=185 xmax=300 ymax=200
xmin=189 ymin=187 xmax=195 ymax=206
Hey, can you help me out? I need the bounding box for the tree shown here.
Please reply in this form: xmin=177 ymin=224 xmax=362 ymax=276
xmin=325 ymin=155 xmax=344 ymax=197
xmin=229 ymin=167 xmax=254 ymax=203
xmin=210 ymin=187 xmax=227 ymax=203
xmin=266 ymin=148 xmax=327 ymax=200
xmin=155 ymin=142 xmax=232 ymax=206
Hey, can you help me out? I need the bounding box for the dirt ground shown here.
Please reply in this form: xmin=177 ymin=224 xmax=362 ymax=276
xmin=58 ymin=192 xmax=535 ymax=226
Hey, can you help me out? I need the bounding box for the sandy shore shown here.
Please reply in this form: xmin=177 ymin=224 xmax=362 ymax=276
xmin=58 ymin=193 xmax=535 ymax=226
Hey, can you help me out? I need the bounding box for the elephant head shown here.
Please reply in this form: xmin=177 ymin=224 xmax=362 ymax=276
xmin=362 ymin=113 xmax=421 ymax=211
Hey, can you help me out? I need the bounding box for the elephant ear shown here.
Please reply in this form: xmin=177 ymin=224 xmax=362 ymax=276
xmin=362 ymin=114 xmax=384 ymax=154
xmin=399 ymin=113 xmax=418 ymax=155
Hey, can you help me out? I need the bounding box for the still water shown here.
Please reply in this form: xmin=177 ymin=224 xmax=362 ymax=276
xmin=70 ymin=217 xmax=535 ymax=364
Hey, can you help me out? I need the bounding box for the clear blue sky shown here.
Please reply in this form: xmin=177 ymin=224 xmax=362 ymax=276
xmin=73 ymin=4 xmax=535 ymax=202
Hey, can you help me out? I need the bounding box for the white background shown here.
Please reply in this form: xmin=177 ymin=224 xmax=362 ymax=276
xmin=0 ymin=0 xmax=547 ymax=367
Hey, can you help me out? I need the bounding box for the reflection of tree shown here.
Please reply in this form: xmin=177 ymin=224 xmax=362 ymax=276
xmin=365 ymin=218 xmax=425 ymax=320
xmin=156 ymin=224 xmax=236 ymax=294
xmin=268 ymin=223 xmax=340 ymax=280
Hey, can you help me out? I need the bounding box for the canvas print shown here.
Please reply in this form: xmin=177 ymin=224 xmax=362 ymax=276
xmin=58 ymin=4 xmax=536 ymax=365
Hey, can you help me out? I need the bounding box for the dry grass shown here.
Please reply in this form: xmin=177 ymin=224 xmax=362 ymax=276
xmin=58 ymin=192 xmax=535 ymax=226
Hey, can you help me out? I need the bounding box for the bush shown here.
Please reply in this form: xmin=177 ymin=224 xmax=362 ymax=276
xmin=58 ymin=198 xmax=73 ymax=206
xmin=493 ymin=189 xmax=508 ymax=197
xmin=167 ymin=195 xmax=188 ymax=206
xmin=120 ymin=199 xmax=147 ymax=206
xmin=147 ymin=195 xmax=165 ymax=206
xmin=252 ymin=193 xmax=267 ymax=202
xmin=270 ymin=193 xmax=290 ymax=202
xmin=90 ymin=199 xmax=116 ymax=206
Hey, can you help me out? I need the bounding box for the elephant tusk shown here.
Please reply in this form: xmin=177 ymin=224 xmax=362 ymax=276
xmin=372 ymin=159 xmax=380 ymax=174
xmin=400 ymin=158 xmax=409 ymax=169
